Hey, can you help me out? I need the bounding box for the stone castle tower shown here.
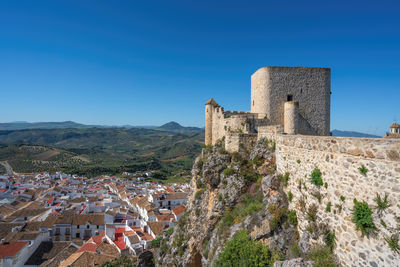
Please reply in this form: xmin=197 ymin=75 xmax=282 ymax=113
xmin=205 ymin=66 xmax=331 ymax=149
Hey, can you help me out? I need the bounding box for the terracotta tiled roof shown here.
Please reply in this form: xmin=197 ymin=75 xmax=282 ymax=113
xmin=96 ymin=242 xmax=119 ymax=256
xmin=76 ymin=242 xmax=97 ymax=253
xmin=5 ymin=231 xmax=42 ymax=242
xmin=156 ymin=214 xmax=176 ymax=222
xmin=205 ymin=98 xmax=219 ymax=106
xmin=0 ymin=241 xmax=27 ymax=259
xmin=71 ymin=213 xmax=105 ymax=226
xmin=127 ymin=234 xmax=140 ymax=244
xmin=165 ymin=192 xmax=188 ymax=200
xmin=147 ymin=221 xmax=164 ymax=236
xmin=25 ymin=241 xmax=75 ymax=266
xmin=172 ymin=204 xmax=186 ymax=217
xmin=7 ymin=208 xmax=48 ymax=221
xmin=0 ymin=204 xmax=16 ymax=217
xmin=0 ymin=223 xmax=24 ymax=239
xmin=165 ymin=187 xmax=174 ymax=193
xmin=60 ymin=251 xmax=116 ymax=267
xmin=41 ymin=215 xmax=59 ymax=228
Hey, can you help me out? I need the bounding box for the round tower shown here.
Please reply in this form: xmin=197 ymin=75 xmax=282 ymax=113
xmin=251 ymin=68 xmax=270 ymax=119
xmin=205 ymin=98 xmax=218 ymax=145
xmin=284 ymin=101 xmax=299 ymax=135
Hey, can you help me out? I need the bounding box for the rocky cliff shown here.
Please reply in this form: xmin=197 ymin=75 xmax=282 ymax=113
xmin=154 ymin=139 xmax=332 ymax=266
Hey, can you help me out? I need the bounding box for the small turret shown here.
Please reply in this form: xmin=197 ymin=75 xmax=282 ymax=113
xmin=390 ymin=122 xmax=400 ymax=134
xmin=205 ymin=98 xmax=219 ymax=145
xmin=284 ymin=101 xmax=299 ymax=134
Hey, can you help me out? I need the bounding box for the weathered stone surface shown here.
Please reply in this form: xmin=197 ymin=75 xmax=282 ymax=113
xmin=274 ymin=134 xmax=400 ymax=267
xmin=156 ymin=139 xmax=297 ymax=267
xmin=273 ymin=258 xmax=314 ymax=267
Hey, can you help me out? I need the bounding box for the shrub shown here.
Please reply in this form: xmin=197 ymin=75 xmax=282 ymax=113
xmin=288 ymin=210 xmax=298 ymax=226
xmin=310 ymin=168 xmax=323 ymax=187
xmin=165 ymin=227 xmax=174 ymax=236
xmin=352 ymin=199 xmax=376 ymax=236
xmin=268 ymin=203 xmax=287 ymax=231
xmin=340 ymin=195 xmax=345 ymax=201
xmin=196 ymin=179 xmax=204 ymax=188
xmin=244 ymin=173 xmax=259 ymax=183
xmin=306 ymin=204 xmax=318 ymax=222
xmin=264 ymin=139 xmax=276 ymax=151
xmin=218 ymin=192 xmax=264 ymax=232
xmin=223 ymin=167 xmax=236 ymax=176
xmin=290 ymin=243 xmax=301 ymax=258
xmin=335 ymin=204 xmax=343 ymax=214
xmin=197 ymin=159 xmax=204 ymax=169
xmin=324 ymin=182 xmax=328 ymax=189
xmin=215 ymin=230 xmax=275 ymax=267
xmin=306 ymin=225 xmax=314 ymax=234
xmin=307 ymin=246 xmax=337 ymax=267
xmin=178 ymin=212 xmax=188 ymax=228
xmin=278 ymin=172 xmax=290 ymax=186
xmin=195 ymin=188 xmax=206 ymax=200
xmin=380 ymin=219 xmax=387 ymax=228
xmin=297 ymin=159 xmax=301 ymax=164
xmin=312 ymin=191 xmax=322 ymax=203
xmin=152 ymin=236 xmax=163 ymax=248
xmin=374 ymin=193 xmax=391 ymax=213
xmin=324 ymin=231 xmax=336 ymax=250
xmin=287 ymin=191 xmax=293 ymax=202
xmin=358 ymin=165 xmax=368 ymax=175
xmin=384 ymin=234 xmax=399 ymax=253
xmin=298 ymin=197 xmax=306 ymax=213
xmin=326 ymin=202 xmax=332 ymax=212
xmin=219 ymin=147 xmax=229 ymax=155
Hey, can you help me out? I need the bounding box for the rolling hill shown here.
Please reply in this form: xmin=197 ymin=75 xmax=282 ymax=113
xmin=0 ymin=125 xmax=204 ymax=178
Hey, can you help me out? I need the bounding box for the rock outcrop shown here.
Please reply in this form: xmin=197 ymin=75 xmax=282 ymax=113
xmin=155 ymin=139 xmax=305 ymax=266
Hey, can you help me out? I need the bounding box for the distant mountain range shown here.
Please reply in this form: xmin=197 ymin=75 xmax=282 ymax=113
xmin=0 ymin=121 xmax=203 ymax=133
xmin=156 ymin=122 xmax=203 ymax=134
xmin=331 ymin=129 xmax=381 ymax=138
xmin=0 ymin=121 xmax=380 ymax=137
xmin=0 ymin=121 xmax=93 ymax=130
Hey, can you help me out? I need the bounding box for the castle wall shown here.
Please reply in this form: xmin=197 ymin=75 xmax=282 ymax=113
xmin=251 ymin=67 xmax=331 ymax=136
xmin=209 ymin=107 xmax=258 ymax=146
xmin=274 ymin=135 xmax=400 ymax=266
xmin=225 ymin=133 xmax=258 ymax=153
xmin=211 ymin=106 xmax=225 ymax=145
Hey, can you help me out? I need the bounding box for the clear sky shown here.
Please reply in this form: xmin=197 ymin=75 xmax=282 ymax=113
xmin=0 ymin=0 xmax=399 ymax=135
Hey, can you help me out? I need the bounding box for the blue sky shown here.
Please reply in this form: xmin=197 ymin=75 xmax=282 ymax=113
xmin=0 ymin=0 xmax=399 ymax=135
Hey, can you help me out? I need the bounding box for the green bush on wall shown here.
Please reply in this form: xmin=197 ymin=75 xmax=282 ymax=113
xmin=352 ymin=198 xmax=376 ymax=236
xmin=288 ymin=210 xmax=298 ymax=226
xmin=310 ymin=167 xmax=323 ymax=187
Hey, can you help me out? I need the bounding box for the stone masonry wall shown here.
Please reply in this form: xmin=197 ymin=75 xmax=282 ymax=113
xmin=251 ymin=67 xmax=331 ymax=136
xmin=225 ymin=133 xmax=258 ymax=153
xmin=275 ymin=135 xmax=400 ymax=266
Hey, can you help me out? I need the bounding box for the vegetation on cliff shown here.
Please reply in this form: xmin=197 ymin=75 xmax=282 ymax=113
xmin=154 ymin=138 xmax=321 ymax=266
xmin=215 ymin=230 xmax=278 ymax=266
